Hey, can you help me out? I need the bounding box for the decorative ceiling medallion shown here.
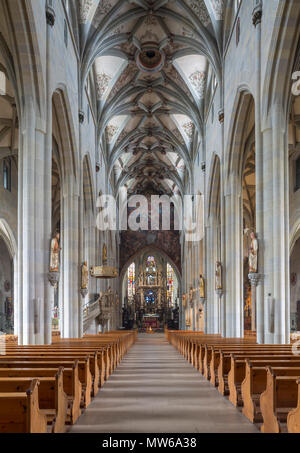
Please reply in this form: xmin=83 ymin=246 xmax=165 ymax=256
xmin=136 ymin=43 xmax=165 ymax=74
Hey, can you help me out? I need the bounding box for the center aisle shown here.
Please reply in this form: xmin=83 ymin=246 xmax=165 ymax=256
xmin=69 ymin=333 xmax=258 ymax=433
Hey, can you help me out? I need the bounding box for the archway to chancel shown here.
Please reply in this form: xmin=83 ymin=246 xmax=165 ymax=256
xmin=121 ymin=247 xmax=181 ymax=332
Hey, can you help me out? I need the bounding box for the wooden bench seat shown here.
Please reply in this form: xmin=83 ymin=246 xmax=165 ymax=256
xmin=4 ymin=350 xmax=100 ymax=397
xmin=0 ymin=361 xmax=82 ymax=423
xmin=227 ymin=353 xmax=298 ymax=406
xmin=0 ymin=379 xmax=47 ymax=433
xmin=287 ymin=378 xmax=300 ymax=433
xmin=0 ymin=369 xmax=68 ymax=433
xmin=217 ymin=350 xmax=293 ymax=396
xmin=0 ymin=356 xmax=92 ymax=408
xmin=241 ymin=361 xmax=300 ymax=423
xmin=261 ymin=367 xmax=300 ymax=433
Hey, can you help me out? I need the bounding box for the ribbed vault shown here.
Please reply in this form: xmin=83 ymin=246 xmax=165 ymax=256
xmin=74 ymin=0 xmax=225 ymax=196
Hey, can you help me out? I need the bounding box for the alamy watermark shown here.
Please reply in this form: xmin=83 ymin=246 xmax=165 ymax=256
xmin=96 ymin=193 xmax=204 ymax=242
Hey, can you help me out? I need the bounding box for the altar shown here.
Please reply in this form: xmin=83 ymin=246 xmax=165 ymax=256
xmin=142 ymin=314 xmax=160 ymax=331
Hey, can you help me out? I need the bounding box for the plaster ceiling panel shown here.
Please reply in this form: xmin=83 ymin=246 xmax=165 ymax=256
xmin=105 ymin=115 xmax=128 ymax=144
xmin=95 ymin=55 xmax=127 ymax=100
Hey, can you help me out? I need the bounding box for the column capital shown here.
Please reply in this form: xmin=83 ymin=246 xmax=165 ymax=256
xmin=248 ymin=272 xmax=263 ymax=287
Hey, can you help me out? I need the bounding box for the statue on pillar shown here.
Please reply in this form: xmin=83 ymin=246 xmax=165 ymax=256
xmin=199 ymin=275 xmax=205 ymax=299
xmin=215 ymin=261 xmax=223 ymax=290
xmin=249 ymin=232 xmax=258 ymax=273
xmin=102 ymin=244 xmax=108 ymax=265
xmin=50 ymin=231 xmax=61 ymax=272
xmin=81 ymin=261 xmax=89 ymax=289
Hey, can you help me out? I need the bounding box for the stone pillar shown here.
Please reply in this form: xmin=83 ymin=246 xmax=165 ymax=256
xmin=248 ymin=273 xmax=263 ymax=332
xmin=17 ymin=100 xmax=51 ymax=345
xmin=252 ymin=1 xmax=265 ymax=344
xmin=61 ymin=175 xmax=81 ymax=338
xmin=206 ymin=222 xmax=220 ymax=334
xmin=224 ymin=179 xmax=243 ymax=338
xmin=262 ymin=108 xmax=290 ymax=344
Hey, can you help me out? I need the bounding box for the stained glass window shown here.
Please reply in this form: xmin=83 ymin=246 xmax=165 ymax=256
xmin=128 ymin=263 xmax=135 ymax=300
xmin=167 ymin=263 xmax=174 ymax=305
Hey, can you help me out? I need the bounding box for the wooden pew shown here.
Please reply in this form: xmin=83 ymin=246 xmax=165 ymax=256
xmin=0 ymin=361 xmax=82 ymax=423
xmin=0 ymin=369 xmax=68 ymax=433
xmin=260 ymin=367 xmax=300 ymax=433
xmin=287 ymin=378 xmax=300 ymax=433
xmin=227 ymin=352 xmax=297 ymax=406
xmin=6 ymin=346 xmax=106 ymax=389
xmin=217 ymin=348 xmax=293 ymax=396
xmin=241 ymin=361 xmax=300 ymax=423
xmin=4 ymin=350 xmax=99 ymax=397
xmin=0 ymin=379 xmax=47 ymax=433
xmin=0 ymin=356 xmax=92 ymax=408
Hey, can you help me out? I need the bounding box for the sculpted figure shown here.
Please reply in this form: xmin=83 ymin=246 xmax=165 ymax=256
xmin=50 ymin=231 xmax=61 ymax=272
xmin=81 ymin=261 xmax=89 ymax=289
xmin=199 ymin=275 xmax=205 ymax=299
xmin=249 ymin=232 xmax=258 ymax=273
xmin=215 ymin=261 xmax=222 ymax=290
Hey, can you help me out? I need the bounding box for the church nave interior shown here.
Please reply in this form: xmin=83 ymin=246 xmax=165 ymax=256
xmin=0 ymin=0 xmax=299 ymax=437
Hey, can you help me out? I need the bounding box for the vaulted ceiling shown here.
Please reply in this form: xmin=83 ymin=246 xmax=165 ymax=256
xmin=77 ymin=0 xmax=225 ymax=196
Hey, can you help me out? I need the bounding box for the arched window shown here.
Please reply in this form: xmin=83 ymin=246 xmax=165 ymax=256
xmin=0 ymin=71 xmax=6 ymax=96
xmin=3 ymin=158 xmax=11 ymax=192
xmin=128 ymin=263 xmax=135 ymax=301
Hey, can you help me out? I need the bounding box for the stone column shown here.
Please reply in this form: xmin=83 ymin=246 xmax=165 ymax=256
xmin=248 ymin=273 xmax=263 ymax=332
xmin=18 ymin=100 xmax=51 ymax=345
xmin=252 ymin=1 xmax=265 ymax=344
xmin=224 ymin=178 xmax=243 ymax=338
xmin=262 ymin=108 xmax=290 ymax=344
xmin=61 ymin=175 xmax=81 ymax=338
xmin=206 ymin=221 xmax=220 ymax=334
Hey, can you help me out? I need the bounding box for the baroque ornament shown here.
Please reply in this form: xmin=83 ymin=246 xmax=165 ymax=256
xmin=189 ymin=71 xmax=206 ymax=98
xmin=106 ymin=125 xmax=118 ymax=143
xmin=182 ymin=122 xmax=195 ymax=141
xmin=94 ymin=0 xmax=112 ymax=21
xmin=96 ymin=73 xmax=112 ymax=99
xmin=79 ymin=0 xmax=94 ymax=24
xmin=187 ymin=0 xmax=211 ymax=27
xmin=210 ymin=0 xmax=224 ymax=21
